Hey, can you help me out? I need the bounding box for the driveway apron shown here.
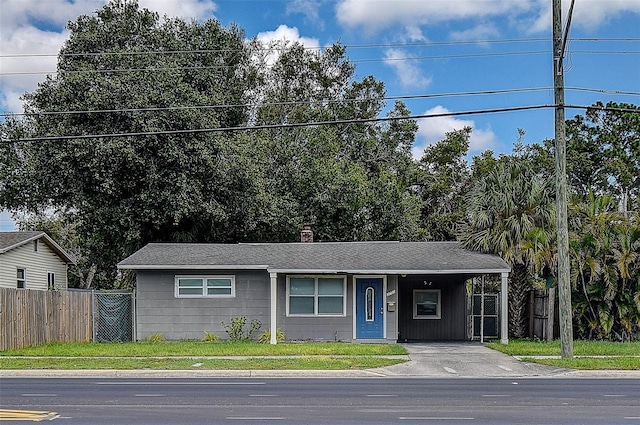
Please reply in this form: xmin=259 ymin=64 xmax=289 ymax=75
xmin=371 ymin=342 xmax=565 ymax=378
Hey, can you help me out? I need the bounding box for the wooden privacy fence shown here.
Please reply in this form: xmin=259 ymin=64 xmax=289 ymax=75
xmin=0 ymin=287 xmax=93 ymax=351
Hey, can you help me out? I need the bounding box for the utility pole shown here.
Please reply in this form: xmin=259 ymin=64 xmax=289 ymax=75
xmin=553 ymin=0 xmax=574 ymax=359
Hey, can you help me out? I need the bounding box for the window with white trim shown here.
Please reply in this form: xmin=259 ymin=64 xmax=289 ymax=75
xmin=413 ymin=289 xmax=441 ymax=319
xmin=175 ymin=275 xmax=235 ymax=298
xmin=287 ymin=276 xmax=346 ymax=316
xmin=47 ymin=272 xmax=55 ymax=290
xmin=17 ymin=268 xmax=26 ymax=289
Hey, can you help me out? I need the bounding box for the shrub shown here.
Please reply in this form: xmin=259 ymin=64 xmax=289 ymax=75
xmin=145 ymin=333 xmax=166 ymax=343
xmin=201 ymin=331 xmax=221 ymax=342
xmin=221 ymin=316 xmax=262 ymax=341
xmin=258 ymin=329 xmax=286 ymax=344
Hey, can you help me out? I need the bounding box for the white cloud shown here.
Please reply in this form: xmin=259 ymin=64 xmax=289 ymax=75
xmin=383 ymin=48 xmax=432 ymax=89
xmin=138 ymin=0 xmax=217 ymax=20
xmin=336 ymin=0 xmax=531 ymax=32
xmin=336 ymin=0 xmax=640 ymax=35
xmin=450 ymin=23 xmax=500 ymax=41
xmin=286 ymin=0 xmax=323 ymax=25
xmin=256 ymin=25 xmax=321 ymax=65
xmin=413 ymin=105 xmax=497 ymax=159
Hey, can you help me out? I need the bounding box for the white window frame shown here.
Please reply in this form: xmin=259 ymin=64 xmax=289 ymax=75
xmin=413 ymin=289 xmax=442 ymax=320
xmin=47 ymin=272 xmax=56 ymax=290
xmin=174 ymin=275 xmax=236 ymax=298
xmin=17 ymin=268 xmax=26 ymax=289
xmin=286 ymin=275 xmax=347 ymax=317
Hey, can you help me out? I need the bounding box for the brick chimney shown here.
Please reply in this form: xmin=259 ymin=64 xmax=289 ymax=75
xmin=300 ymin=225 xmax=313 ymax=243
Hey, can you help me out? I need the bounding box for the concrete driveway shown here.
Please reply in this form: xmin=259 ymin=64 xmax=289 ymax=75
xmin=371 ymin=342 xmax=566 ymax=378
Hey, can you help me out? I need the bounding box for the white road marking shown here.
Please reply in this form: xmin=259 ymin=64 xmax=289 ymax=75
xmin=135 ymin=394 xmax=166 ymax=397
xmin=604 ymin=394 xmax=626 ymax=397
xmin=227 ymin=417 xmax=283 ymax=420
xmin=482 ymin=394 xmax=510 ymax=397
xmin=249 ymin=394 xmax=278 ymax=397
xmin=22 ymin=393 xmax=57 ymax=397
xmin=399 ymin=417 xmax=474 ymax=420
xmin=367 ymin=394 xmax=398 ymax=397
xmin=96 ymin=381 xmax=266 ymax=385
xmin=443 ymin=367 xmax=458 ymax=374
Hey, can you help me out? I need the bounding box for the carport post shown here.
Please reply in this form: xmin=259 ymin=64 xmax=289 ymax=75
xmin=270 ymin=272 xmax=278 ymax=344
xmin=500 ymin=272 xmax=509 ymax=344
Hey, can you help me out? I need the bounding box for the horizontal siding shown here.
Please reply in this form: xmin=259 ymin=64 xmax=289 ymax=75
xmin=136 ymin=270 xmax=400 ymax=342
xmin=136 ymin=270 xmax=271 ymax=341
xmin=0 ymin=238 xmax=68 ymax=290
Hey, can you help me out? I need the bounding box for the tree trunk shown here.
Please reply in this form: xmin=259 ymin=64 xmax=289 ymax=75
xmin=508 ymin=262 xmax=530 ymax=338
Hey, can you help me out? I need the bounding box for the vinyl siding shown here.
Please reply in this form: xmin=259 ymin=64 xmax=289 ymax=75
xmin=0 ymin=239 xmax=68 ymax=290
xmin=136 ymin=270 xmax=399 ymax=342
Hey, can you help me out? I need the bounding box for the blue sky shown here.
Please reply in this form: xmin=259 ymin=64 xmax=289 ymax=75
xmin=1 ymin=0 xmax=639 ymax=230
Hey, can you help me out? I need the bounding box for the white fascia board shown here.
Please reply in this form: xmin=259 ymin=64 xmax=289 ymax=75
xmin=267 ymin=268 xmax=511 ymax=275
xmin=0 ymin=232 xmax=44 ymax=254
xmin=117 ymin=264 xmax=269 ymax=270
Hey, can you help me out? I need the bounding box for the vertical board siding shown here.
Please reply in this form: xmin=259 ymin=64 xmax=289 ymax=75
xmin=0 ymin=288 xmax=92 ymax=351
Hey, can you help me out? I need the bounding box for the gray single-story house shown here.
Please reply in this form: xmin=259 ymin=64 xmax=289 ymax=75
xmin=117 ymin=238 xmax=510 ymax=344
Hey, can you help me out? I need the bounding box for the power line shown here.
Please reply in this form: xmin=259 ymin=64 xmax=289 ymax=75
xmin=7 ymin=103 xmax=637 ymax=143
xmin=2 ymin=87 xmax=637 ymax=118
xmin=2 ymin=50 xmax=637 ymax=77
xmin=0 ymin=87 xmax=555 ymax=117
xmin=1 ymin=37 xmax=637 ymax=59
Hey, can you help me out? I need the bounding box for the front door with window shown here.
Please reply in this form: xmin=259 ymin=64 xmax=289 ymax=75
xmin=356 ymin=278 xmax=384 ymax=339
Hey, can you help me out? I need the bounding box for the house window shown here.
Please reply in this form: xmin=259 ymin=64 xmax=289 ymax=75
xmin=48 ymin=272 xmax=55 ymax=290
xmin=413 ymin=289 xmax=441 ymax=319
xmin=287 ymin=276 xmax=346 ymax=316
xmin=17 ymin=269 xmax=26 ymax=289
xmin=34 ymin=240 xmax=39 ymax=251
xmin=175 ymin=275 xmax=235 ymax=298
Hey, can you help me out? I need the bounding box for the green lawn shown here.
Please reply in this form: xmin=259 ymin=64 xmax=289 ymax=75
xmin=0 ymin=341 xmax=407 ymax=357
xmin=487 ymin=340 xmax=640 ymax=370
xmin=0 ymin=341 xmax=407 ymax=370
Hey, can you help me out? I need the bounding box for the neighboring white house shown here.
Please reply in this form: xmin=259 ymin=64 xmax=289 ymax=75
xmin=0 ymin=231 xmax=75 ymax=290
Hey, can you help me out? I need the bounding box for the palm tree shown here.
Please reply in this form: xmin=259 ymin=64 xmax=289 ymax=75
xmin=570 ymin=192 xmax=640 ymax=340
xmin=459 ymin=160 xmax=555 ymax=338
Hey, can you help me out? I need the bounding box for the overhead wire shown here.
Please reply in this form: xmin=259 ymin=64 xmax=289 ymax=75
xmin=6 ymin=103 xmax=638 ymax=143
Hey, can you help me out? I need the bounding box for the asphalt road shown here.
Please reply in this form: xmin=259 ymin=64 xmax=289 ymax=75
xmin=1 ymin=377 xmax=639 ymax=424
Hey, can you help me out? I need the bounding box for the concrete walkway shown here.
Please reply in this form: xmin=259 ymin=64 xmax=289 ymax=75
xmin=368 ymin=342 xmax=567 ymax=378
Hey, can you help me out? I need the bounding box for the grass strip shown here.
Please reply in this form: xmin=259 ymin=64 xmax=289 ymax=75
xmin=0 ymin=341 xmax=407 ymax=357
xmin=522 ymin=356 xmax=640 ymax=370
xmin=0 ymin=356 xmax=404 ymax=370
xmin=487 ymin=340 xmax=640 ymax=356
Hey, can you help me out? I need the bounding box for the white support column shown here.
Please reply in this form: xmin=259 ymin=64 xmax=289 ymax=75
xmin=500 ymin=272 xmax=509 ymax=344
xmin=270 ymin=272 xmax=278 ymax=345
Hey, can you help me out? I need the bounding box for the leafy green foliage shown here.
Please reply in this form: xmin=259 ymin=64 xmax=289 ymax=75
xmin=258 ymin=329 xmax=286 ymax=344
xmin=221 ymin=317 xmax=262 ymax=341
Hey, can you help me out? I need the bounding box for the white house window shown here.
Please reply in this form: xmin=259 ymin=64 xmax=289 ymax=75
xmin=413 ymin=289 xmax=441 ymax=319
xmin=17 ymin=269 xmax=26 ymax=289
xmin=175 ymin=275 xmax=235 ymax=298
xmin=287 ymin=276 xmax=346 ymax=316
xmin=47 ymin=272 xmax=56 ymax=290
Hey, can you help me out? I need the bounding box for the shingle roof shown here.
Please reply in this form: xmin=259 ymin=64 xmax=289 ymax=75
xmin=117 ymin=241 xmax=510 ymax=275
xmin=0 ymin=231 xmax=75 ymax=264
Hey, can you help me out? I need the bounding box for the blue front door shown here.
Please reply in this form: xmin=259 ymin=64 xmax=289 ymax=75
xmin=356 ymin=278 xmax=384 ymax=339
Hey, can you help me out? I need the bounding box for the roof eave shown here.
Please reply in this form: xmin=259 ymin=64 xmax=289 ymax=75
xmin=117 ymin=264 xmax=270 ymax=270
xmin=267 ymin=268 xmax=510 ymax=275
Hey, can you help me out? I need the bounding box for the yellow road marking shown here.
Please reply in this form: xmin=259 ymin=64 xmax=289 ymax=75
xmin=0 ymin=408 xmax=59 ymax=421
